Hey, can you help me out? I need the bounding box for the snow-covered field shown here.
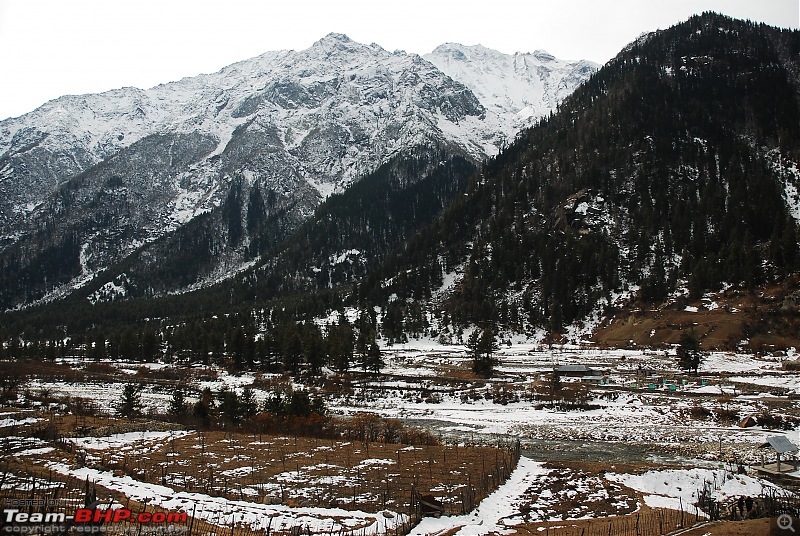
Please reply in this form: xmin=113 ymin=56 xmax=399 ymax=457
xmin=4 ymin=342 xmax=799 ymax=535
xmin=20 ymin=343 xmax=800 ymax=460
xmin=3 ymin=418 xmax=786 ymax=536
xmin=70 ymin=430 xmax=192 ymax=451
xmin=46 ymin=461 xmax=409 ymax=535
xmin=6 ymin=419 xmax=780 ymax=536
xmin=342 ymin=343 xmax=798 ymax=463
xmin=607 ymin=468 xmax=779 ymax=513
xmin=409 ymin=457 xmax=551 ymax=536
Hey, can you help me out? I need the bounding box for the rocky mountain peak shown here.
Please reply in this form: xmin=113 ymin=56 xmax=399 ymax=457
xmin=314 ymin=32 xmax=355 ymax=46
xmin=531 ymin=50 xmax=556 ymax=62
xmin=424 ymin=43 xmax=599 ymax=134
xmin=315 ymin=32 xmax=355 ymax=45
xmin=309 ymin=32 xmax=386 ymax=61
xmin=0 ymin=34 xmax=596 ymax=309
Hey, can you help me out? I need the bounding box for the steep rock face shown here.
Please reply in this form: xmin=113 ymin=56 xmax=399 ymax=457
xmin=0 ymin=35 xmax=492 ymax=228
xmin=0 ymin=88 xmax=165 ymax=233
xmin=0 ymin=33 xmax=595 ymax=309
xmin=425 ymin=43 xmax=599 ymax=138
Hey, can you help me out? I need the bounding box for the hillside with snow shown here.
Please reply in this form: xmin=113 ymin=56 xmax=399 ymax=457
xmin=0 ymin=33 xmax=595 ymax=310
xmin=425 ymin=43 xmax=598 ymax=136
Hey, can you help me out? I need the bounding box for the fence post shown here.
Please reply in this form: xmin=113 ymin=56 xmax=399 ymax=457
xmin=187 ymin=504 xmax=196 ymax=536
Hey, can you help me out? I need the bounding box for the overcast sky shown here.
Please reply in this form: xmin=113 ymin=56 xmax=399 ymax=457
xmin=0 ymin=0 xmax=797 ymax=120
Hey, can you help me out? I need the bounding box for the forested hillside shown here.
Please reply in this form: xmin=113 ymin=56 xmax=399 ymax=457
xmin=361 ymin=12 xmax=800 ymax=335
xmin=0 ymin=149 xmax=476 ymax=353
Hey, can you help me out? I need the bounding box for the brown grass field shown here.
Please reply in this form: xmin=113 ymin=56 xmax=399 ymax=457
xmin=1 ymin=411 xmax=518 ymax=534
xmin=2 ymin=411 xmax=791 ymax=536
xmin=72 ymin=429 xmax=516 ymax=514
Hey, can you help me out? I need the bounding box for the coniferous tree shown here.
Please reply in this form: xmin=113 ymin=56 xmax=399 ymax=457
xmin=118 ymin=383 xmax=143 ymax=418
xmin=240 ymin=386 xmax=258 ymax=418
xmin=279 ymin=322 xmax=304 ymax=374
xmin=469 ymin=327 xmax=497 ymax=377
xmin=169 ymin=388 xmax=187 ymax=417
xmin=327 ymin=316 xmax=354 ymax=372
xmin=382 ymin=304 xmax=406 ymax=344
xmin=228 ymin=326 xmax=247 ymax=370
xmin=192 ymin=387 xmax=214 ymax=426
xmin=288 ymin=390 xmax=312 ymax=417
xmin=364 ymin=342 xmax=383 ymax=373
xmin=263 ymin=388 xmax=286 ymax=416
xmin=677 ymin=330 xmax=704 ymax=375
xmin=217 ymin=388 xmax=241 ymax=424
xmin=303 ymin=325 xmax=326 ymax=375
xmin=141 ymin=330 xmax=160 ymax=362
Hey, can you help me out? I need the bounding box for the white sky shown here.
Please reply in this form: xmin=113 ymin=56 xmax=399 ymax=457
xmin=0 ymin=0 xmax=797 ymax=121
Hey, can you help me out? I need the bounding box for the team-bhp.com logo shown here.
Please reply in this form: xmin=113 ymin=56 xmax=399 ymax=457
xmin=72 ymin=509 xmax=187 ymax=524
xmin=3 ymin=507 xmax=188 ymax=533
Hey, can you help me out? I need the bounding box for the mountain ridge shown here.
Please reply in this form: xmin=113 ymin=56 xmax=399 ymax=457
xmin=425 ymin=43 xmax=598 ymax=135
xmin=2 ymin=13 xmax=800 ymax=355
xmin=0 ymin=34 xmax=596 ymax=310
xmin=355 ymin=12 xmax=800 ymax=345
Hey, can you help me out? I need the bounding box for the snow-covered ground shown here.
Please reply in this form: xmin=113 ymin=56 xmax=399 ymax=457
xmin=0 ymin=435 xmax=786 ymax=536
xmin=327 ymin=343 xmax=798 ymax=459
xmin=20 ymin=343 xmax=800 ymax=463
xmin=3 ymin=338 xmax=799 ymax=536
xmin=46 ymin=462 xmax=408 ymax=535
xmin=607 ymin=468 xmax=778 ymax=513
xmin=410 ymin=457 xmax=550 ymax=536
xmin=0 ymin=415 xmax=41 ymax=427
xmin=71 ymin=430 xmax=192 ymax=451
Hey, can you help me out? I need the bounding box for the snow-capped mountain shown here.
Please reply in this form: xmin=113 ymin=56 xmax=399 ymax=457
xmin=425 ymin=43 xmax=598 ymax=136
xmin=0 ymin=33 xmax=596 ymax=309
xmin=1 ymin=34 xmax=481 ymax=231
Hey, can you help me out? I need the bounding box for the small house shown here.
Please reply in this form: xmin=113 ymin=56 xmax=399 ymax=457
xmin=555 ymin=364 xmax=601 ymax=378
xmin=555 ymin=364 xmax=606 ymax=384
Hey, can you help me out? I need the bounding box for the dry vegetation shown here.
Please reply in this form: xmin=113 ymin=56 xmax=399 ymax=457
xmin=592 ymin=277 xmax=800 ymax=350
xmin=68 ymin=428 xmax=516 ymax=514
xmin=528 ymin=517 xmax=775 ymax=536
xmin=1 ymin=411 xmax=518 ymax=533
xmin=0 ymin=468 xmax=280 ymax=536
xmin=2 ymin=411 xmax=792 ymax=536
xmin=509 ymin=505 xmax=707 ymax=536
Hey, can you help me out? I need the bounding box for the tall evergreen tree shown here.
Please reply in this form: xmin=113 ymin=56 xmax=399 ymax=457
xmin=468 ymin=327 xmax=498 ymax=377
xmin=677 ymin=330 xmax=704 ymax=375
xmin=118 ymin=383 xmax=143 ymax=418
xmin=169 ymin=388 xmax=187 ymax=417
xmin=327 ymin=316 xmax=354 ymax=372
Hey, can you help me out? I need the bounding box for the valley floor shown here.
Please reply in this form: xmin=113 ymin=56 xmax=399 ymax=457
xmin=1 ymin=341 xmax=799 ymax=535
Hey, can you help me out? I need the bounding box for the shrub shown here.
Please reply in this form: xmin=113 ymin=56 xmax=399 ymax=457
xmin=716 ymin=407 xmax=739 ymax=424
xmin=84 ymin=362 xmax=118 ymax=375
xmin=757 ymin=409 xmax=800 ymax=430
xmin=690 ymin=404 xmax=712 ymax=420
